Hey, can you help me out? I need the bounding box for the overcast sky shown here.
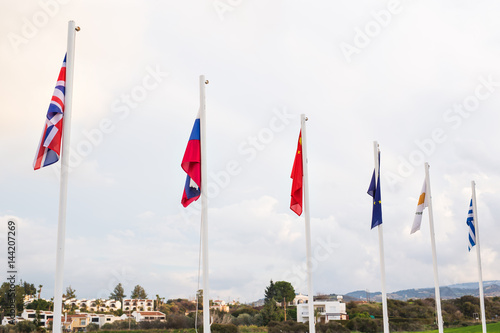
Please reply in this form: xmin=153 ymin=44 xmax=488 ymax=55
xmin=1 ymin=1 xmax=500 ymax=304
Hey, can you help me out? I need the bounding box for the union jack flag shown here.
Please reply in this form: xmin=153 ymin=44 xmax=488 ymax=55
xmin=33 ymin=54 xmax=66 ymax=170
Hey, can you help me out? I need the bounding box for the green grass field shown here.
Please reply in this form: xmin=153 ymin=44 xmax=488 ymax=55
xmin=98 ymin=323 xmax=500 ymax=333
xmin=408 ymin=322 xmax=500 ymax=333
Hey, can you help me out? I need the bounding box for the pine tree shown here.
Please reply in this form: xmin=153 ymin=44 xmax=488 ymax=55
xmin=130 ymin=285 xmax=148 ymax=299
xmin=264 ymin=280 xmax=277 ymax=302
xmin=109 ymin=283 xmax=126 ymax=310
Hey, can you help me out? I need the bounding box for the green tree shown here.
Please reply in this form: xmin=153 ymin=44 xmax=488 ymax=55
xmin=0 ymin=282 xmax=26 ymax=314
xmin=274 ymin=281 xmax=295 ymax=305
xmin=286 ymin=307 xmax=297 ymax=321
xmin=34 ymin=304 xmax=42 ymax=327
xmin=15 ymin=320 xmax=36 ymax=333
xmin=264 ymin=280 xmax=276 ymax=302
xmin=155 ymin=294 xmax=165 ymax=311
xmin=110 ymin=283 xmax=126 ymax=310
xmin=260 ymin=299 xmax=283 ymax=325
xmin=130 ymin=285 xmax=147 ymax=299
xmin=94 ymin=299 xmax=102 ymax=312
xmin=196 ymin=289 xmax=204 ymax=309
xmin=26 ymin=299 xmax=52 ymax=311
xmin=63 ymin=286 xmax=76 ymax=299
xmin=37 ymin=285 xmax=42 ymax=300
xmin=23 ymin=282 xmax=37 ymax=296
xmin=230 ymin=306 xmax=259 ymax=317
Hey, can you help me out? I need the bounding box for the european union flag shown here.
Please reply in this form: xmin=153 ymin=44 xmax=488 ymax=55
xmin=367 ymin=154 xmax=383 ymax=229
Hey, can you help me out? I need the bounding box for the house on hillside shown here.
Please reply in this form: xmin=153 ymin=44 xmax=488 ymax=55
xmin=88 ymin=314 xmax=121 ymax=328
xmin=292 ymin=293 xmax=309 ymax=305
xmin=297 ymin=298 xmax=348 ymax=324
xmin=62 ymin=298 xmax=121 ymax=313
xmin=123 ymin=299 xmax=154 ymax=311
xmin=89 ymin=299 xmax=121 ymax=312
xmin=23 ymin=295 xmax=36 ymax=306
xmin=1 ymin=316 xmax=23 ymax=325
xmin=65 ymin=314 xmax=90 ymax=332
xmin=46 ymin=317 xmax=73 ymax=332
xmin=211 ymin=300 xmax=229 ymax=312
xmin=132 ymin=311 xmax=166 ymax=322
xmin=20 ymin=309 xmax=54 ymax=327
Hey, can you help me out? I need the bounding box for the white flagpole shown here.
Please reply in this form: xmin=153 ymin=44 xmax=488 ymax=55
xmin=425 ymin=162 xmax=444 ymax=333
xmin=200 ymin=75 xmax=210 ymax=333
xmin=301 ymin=114 xmax=315 ymax=333
xmin=373 ymin=141 xmax=389 ymax=333
xmin=53 ymin=20 xmax=78 ymax=333
xmin=471 ymin=181 xmax=487 ymax=333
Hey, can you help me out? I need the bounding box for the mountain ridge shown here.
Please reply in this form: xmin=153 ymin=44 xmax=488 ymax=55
xmin=345 ymin=280 xmax=500 ymax=301
xmin=248 ymin=281 xmax=500 ymax=305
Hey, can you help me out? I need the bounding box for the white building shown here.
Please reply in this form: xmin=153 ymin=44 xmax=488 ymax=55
xmin=297 ymin=298 xmax=348 ymax=324
xmin=20 ymin=309 xmax=54 ymax=327
xmin=131 ymin=311 xmax=166 ymax=322
xmin=63 ymin=298 xmax=121 ymax=313
xmin=210 ymin=300 xmax=229 ymax=312
xmin=123 ymin=299 xmax=154 ymax=311
xmin=1 ymin=317 xmax=23 ymax=326
xmin=88 ymin=313 xmax=122 ymax=327
xmin=5 ymin=310 xmax=122 ymax=329
xmin=89 ymin=299 xmax=122 ymax=312
xmin=23 ymin=295 xmax=36 ymax=306
xmin=292 ymin=293 xmax=309 ymax=305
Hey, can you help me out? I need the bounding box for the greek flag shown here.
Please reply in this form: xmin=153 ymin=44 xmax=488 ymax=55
xmin=466 ymin=199 xmax=476 ymax=251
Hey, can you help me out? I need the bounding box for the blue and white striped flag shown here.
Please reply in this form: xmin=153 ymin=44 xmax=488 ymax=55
xmin=466 ymin=199 xmax=476 ymax=251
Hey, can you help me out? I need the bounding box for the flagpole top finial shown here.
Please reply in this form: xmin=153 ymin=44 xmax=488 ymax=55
xmin=205 ymin=80 xmax=209 ymax=84
xmin=75 ymin=26 xmax=81 ymax=31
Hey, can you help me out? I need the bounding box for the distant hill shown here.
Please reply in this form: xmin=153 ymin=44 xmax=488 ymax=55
xmin=447 ymin=280 xmax=500 ymax=289
xmin=345 ymin=281 xmax=500 ymax=301
xmin=344 ymin=290 xmax=381 ymax=301
xmin=249 ymin=281 xmax=500 ymax=305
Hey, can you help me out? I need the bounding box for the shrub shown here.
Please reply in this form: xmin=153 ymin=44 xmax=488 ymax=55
xmin=101 ymin=323 xmax=113 ymax=330
xmin=238 ymin=325 xmax=267 ymax=333
xmin=15 ymin=321 xmax=36 ymax=333
xmin=210 ymin=323 xmax=238 ymax=333
xmin=100 ymin=319 xmax=137 ymax=330
xmin=166 ymin=314 xmax=194 ymax=329
xmin=267 ymin=321 xmax=308 ymax=333
xmin=233 ymin=313 xmax=252 ymax=326
xmin=86 ymin=323 xmax=99 ymax=332
xmin=345 ymin=317 xmax=381 ymax=333
xmin=231 ymin=307 xmax=260 ymax=317
xmin=316 ymin=321 xmax=349 ymax=333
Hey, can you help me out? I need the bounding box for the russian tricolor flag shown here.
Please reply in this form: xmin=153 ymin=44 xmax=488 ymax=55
xmin=181 ymin=112 xmax=201 ymax=207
